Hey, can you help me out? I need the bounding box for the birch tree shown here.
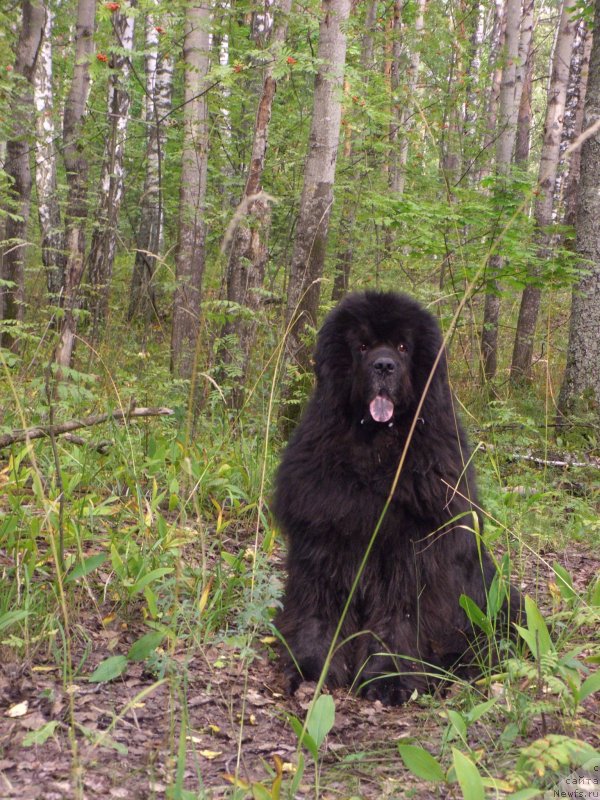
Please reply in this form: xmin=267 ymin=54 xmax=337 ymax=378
xmin=55 ymin=0 xmax=96 ymax=368
xmin=558 ymin=0 xmax=600 ymax=415
xmin=480 ymin=0 xmax=524 ymax=380
xmin=0 ymin=0 xmax=45 ymax=351
xmin=511 ymin=0 xmax=577 ymax=380
xmin=221 ymin=0 xmax=292 ymax=404
xmin=331 ymin=0 xmax=377 ymax=301
xmin=285 ymin=0 xmax=352 ymax=372
xmin=170 ymin=2 xmax=211 ymax=379
xmin=87 ymin=3 xmax=135 ymax=336
xmin=34 ymin=5 xmax=65 ymax=301
xmin=128 ymin=13 xmax=173 ymax=323
xmin=388 ymin=0 xmax=427 ymax=198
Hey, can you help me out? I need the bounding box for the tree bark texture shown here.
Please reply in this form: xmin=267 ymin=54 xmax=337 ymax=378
xmin=128 ymin=15 xmax=173 ymax=323
xmin=331 ymin=0 xmax=378 ymax=302
xmin=0 ymin=0 xmax=45 ymax=351
xmin=87 ymin=5 xmax=136 ymax=336
xmin=561 ymin=23 xmax=593 ymax=229
xmin=221 ymin=0 xmax=292 ymax=406
xmin=480 ymin=0 xmax=524 ymax=380
xmin=511 ymin=0 xmax=577 ymax=381
xmin=55 ymin=0 xmax=96 ymax=368
xmin=558 ymin=0 xmax=600 ymax=415
xmin=285 ymin=0 xmax=352 ymax=372
xmin=170 ymin=2 xmax=211 ymax=380
xmin=389 ymin=0 xmax=427 ymax=198
xmin=128 ymin=15 xmax=173 ymax=324
xmin=34 ymin=6 xmax=65 ymax=301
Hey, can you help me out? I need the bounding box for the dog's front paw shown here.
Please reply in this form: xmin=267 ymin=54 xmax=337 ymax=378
xmin=360 ymin=675 xmax=416 ymax=706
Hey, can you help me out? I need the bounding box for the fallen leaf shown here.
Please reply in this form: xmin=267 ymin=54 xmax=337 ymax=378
xmin=199 ymin=750 xmax=222 ymax=760
xmin=5 ymin=701 xmax=28 ymax=718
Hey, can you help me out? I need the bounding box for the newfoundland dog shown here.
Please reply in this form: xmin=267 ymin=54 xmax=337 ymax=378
xmin=274 ymin=291 xmax=518 ymax=704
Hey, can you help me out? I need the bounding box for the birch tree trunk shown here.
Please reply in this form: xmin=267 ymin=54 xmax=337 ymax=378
xmin=561 ymin=23 xmax=592 ymax=229
xmin=558 ymin=0 xmax=600 ymax=415
xmin=331 ymin=0 xmax=377 ymax=301
xmin=87 ymin=4 xmax=135 ymax=338
xmin=285 ymin=0 xmax=352 ymax=372
xmin=34 ymin=6 xmax=65 ymax=302
xmin=475 ymin=0 xmax=505 ymax=183
xmin=511 ymin=0 xmax=577 ymax=381
xmin=55 ymin=0 xmax=96 ymax=368
xmin=480 ymin=0 xmax=523 ymax=380
xmin=128 ymin=15 xmax=173 ymax=324
xmin=388 ymin=0 xmax=427 ymax=197
xmin=221 ymin=0 xmax=292 ymax=406
xmin=170 ymin=2 xmax=211 ymax=380
xmin=0 ymin=0 xmax=45 ymax=351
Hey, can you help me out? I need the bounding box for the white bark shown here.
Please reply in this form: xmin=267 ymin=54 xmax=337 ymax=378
xmin=511 ymin=0 xmax=578 ymax=379
xmin=87 ymin=5 xmax=135 ymax=333
xmin=34 ymin=6 xmax=65 ymax=299
xmin=285 ymin=0 xmax=352 ymax=371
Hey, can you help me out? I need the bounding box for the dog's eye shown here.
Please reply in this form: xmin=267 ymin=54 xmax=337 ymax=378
xmin=359 ymin=344 xmax=369 ymax=353
xmin=397 ymin=343 xmax=408 ymax=353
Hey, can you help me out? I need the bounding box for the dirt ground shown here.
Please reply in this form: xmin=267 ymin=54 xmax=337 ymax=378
xmin=1 ymin=544 xmax=598 ymax=800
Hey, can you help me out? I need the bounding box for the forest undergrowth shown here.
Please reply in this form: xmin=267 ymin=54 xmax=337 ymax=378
xmin=0 ymin=289 xmax=599 ymax=800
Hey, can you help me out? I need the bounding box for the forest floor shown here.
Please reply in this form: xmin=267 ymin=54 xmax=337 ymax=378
xmin=0 ymin=542 xmax=598 ymax=800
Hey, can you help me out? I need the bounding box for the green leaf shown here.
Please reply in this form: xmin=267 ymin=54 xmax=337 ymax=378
xmin=65 ymin=553 xmax=107 ymax=584
xmin=460 ymin=594 xmax=492 ymax=636
xmin=88 ymin=655 xmax=128 ymax=683
xmin=0 ymin=610 xmax=28 ymax=632
xmin=127 ymin=631 xmax=165 ymax=661
xmin=307 ymin=694 xmax=335 ymax=749
xmin=397 ymin=744 xmax=446 ymax=783
xmin=289 ymin=752 xmax=305 ymax=796
xmin=465 ymin=698 xmax=497 ymax=724
xmin=524 ymin=596 xmax=554 ymax=657
xmin=22 ymin=720 xmax=60 ymax=746
xmin=447 ymin=710 xmax=467 ymax=739
xmin=452 ymin=748 xmax=485 ymax=800
xmin=579 ymin=670 xmax=600 ymax=701
xmin=130 ymin=567 xmax=173 ymax=594
xmin=287 ymin=714 xmax=318 ymax=761
xmin=552 ymin=563 xmax=576 ymax=603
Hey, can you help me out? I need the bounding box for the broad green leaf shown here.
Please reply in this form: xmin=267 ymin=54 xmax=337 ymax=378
xmin=397 ymin=744 xmax=445 ymax=782
xmin=0 ymin=610 xmax=28 ymax=632
xmin=22 ymin=720 xmax=60 ymax=746
xmin=130 ymin=567 xmax=173 ymax=594
xmin=524 ymin=596 xmax=554 ymax=657
xmin=452 ymin=748 xmax=485 ymax=800
xmin=466 ymin=698 xmax=497 ymax=724
xmin=447 ymin=710 xmax=467 ymax=739
xmin=88 ymin=655 xmax=128 ymax=683
xmin=579 ymin=670 xmax=600 ymax=701
xmin=65 ymin=553 xmax=107 ymax=584
xmin=287 ymin=714 xmax=318 ymax=761
xmin=307 ymin=694 xmax=335 ymax=749
xmin=460 ymin=594 xmax=492 ymax=636
xmin=127 ymin=631 xmax=165 ymax=661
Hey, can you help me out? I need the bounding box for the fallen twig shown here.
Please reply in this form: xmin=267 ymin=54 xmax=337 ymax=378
xmin=0 ymin=407 xmax=174 ymax=450
xmin=479 ymin=443 xmax=600 ymax=470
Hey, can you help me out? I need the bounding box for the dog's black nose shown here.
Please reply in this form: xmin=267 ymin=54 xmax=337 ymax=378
xmin=373 ymin=356 xmax=395 ymax=374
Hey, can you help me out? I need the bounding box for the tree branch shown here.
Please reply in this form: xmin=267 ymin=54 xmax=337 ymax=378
xmin=0 ymin=407 xmax=174 ymax=449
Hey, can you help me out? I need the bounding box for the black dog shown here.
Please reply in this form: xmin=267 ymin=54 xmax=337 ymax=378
xmin=274 ymin=291 xmax=518 ymax=704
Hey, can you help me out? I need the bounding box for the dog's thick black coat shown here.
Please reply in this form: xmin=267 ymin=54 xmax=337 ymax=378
xmin=274 ymin=291 xmax=517 ymax=704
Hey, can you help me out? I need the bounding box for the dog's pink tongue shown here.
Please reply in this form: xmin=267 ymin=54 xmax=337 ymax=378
xmin=369 ymin=396 xmax=394 ymax=423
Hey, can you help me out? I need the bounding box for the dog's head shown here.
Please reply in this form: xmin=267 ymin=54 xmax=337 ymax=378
xmin=314 ymin=292 xmax=448 ymax=427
